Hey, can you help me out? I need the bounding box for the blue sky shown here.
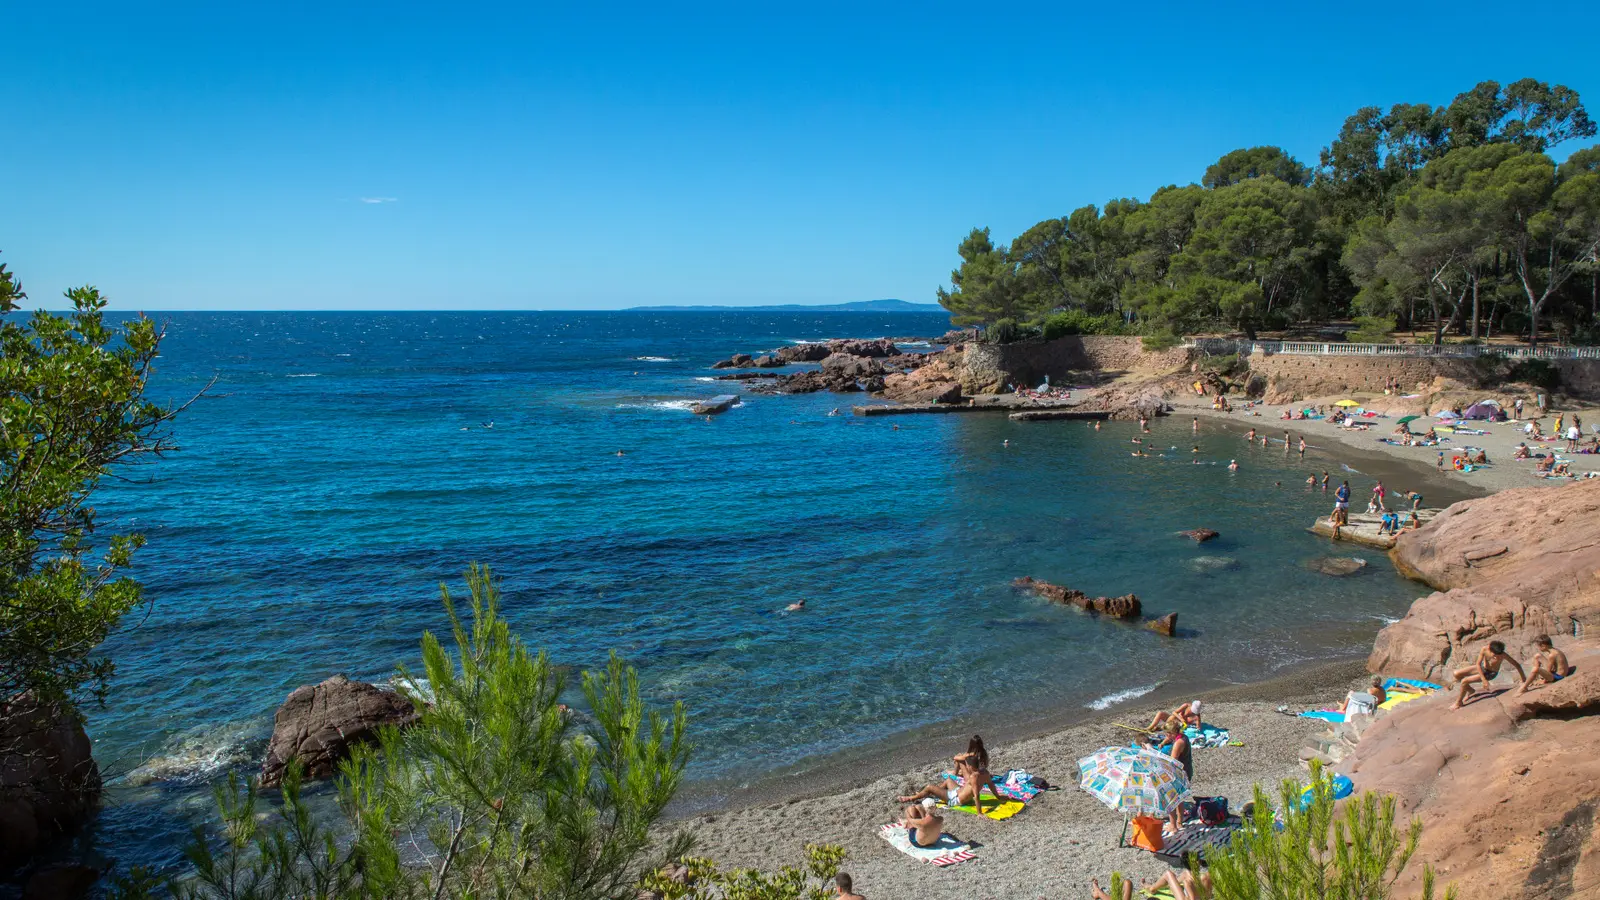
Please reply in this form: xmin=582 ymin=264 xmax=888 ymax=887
xmin=4 ymin=3 xmax=1598 ymax=311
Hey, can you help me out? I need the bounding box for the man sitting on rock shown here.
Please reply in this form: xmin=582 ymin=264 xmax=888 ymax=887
xmin=1452 ymin=640 xmax=1527 ymax=709
xmin=1518 ymin=635 xmax=1572 ymax=695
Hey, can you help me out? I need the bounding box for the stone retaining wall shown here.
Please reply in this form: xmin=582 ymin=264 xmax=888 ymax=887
xmin=1250 ymin=351 xmax=1600 ymax=402
xmin=960 ymin=336 xmax=1193 ymax=393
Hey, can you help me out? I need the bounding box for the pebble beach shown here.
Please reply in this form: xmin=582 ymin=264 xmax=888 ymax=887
xmin=680 ymin=661 xmax=1372 ymax=900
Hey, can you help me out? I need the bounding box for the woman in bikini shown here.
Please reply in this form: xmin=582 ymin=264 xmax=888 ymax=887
xmin=897 ymin=736 xmax=994 ymax=813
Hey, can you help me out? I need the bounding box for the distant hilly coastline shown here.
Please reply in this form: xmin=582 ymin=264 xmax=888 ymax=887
xmin=623 ymin=299 xmax=946 ymax=313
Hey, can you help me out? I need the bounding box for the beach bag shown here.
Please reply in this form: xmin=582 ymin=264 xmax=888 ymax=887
xmin=1195 ymin=796 xmax=1229 ymax=826
xmin=1128 ymin=815 xmax=1165 ymax=852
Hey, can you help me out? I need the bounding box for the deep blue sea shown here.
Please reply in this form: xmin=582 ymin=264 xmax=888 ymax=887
xmin=70 ymin=311 xmax=1446 ymax=870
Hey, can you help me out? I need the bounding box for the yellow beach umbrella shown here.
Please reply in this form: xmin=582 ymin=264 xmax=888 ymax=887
xmin=1335 ymin=400 xmax=1361 ymax=407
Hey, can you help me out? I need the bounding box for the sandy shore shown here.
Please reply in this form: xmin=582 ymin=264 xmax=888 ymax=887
xmin=1170 ymin=394 xmax=1600 ymax=495
xmin=677 ymin=659 xmax=1370 ymax=899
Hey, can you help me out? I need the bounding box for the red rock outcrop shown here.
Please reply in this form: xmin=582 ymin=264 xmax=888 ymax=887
xmin=1345 ymin=477 xmax=1600 ymax=898
xmin=1012 ymin=577 xmax=1143 ymax=618
xmin=1344 ymin=642 xmax=1600 ymax=899
xmin=1369 ymin=478 xmax=1600 ymax=681
xmin=881 ymin=355 xmax=964 ymax=404
xmin=260 ymin=675 xmax=419 ymax=787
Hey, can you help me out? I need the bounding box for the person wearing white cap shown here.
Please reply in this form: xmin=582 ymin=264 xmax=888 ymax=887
xmin=1147 ymin=700 xmax=1203 ymax=733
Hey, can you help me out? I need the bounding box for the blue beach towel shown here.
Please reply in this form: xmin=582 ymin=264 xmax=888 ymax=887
xmin=1184 ymin=723 xmax=1233 ymax=748
xmin=1298 ymin=710 xmax=1345 ymax=723
xmin=1383 ymin=677 xmax=1442 ymax=692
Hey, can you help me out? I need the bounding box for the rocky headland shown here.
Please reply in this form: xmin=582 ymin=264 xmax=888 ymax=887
xmin=1344 ymin=477 xmax=1600 ymax=898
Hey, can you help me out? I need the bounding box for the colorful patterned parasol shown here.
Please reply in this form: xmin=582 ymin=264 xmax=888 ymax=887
xmin=1076 ymin=746 xmax=1191 ymax=816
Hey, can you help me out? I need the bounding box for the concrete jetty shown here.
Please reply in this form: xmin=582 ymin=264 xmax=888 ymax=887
xmin=851 ymin=403 xmax=997 ymax=416
xmin=1008 ymin=408 xmax=1111 ymax=422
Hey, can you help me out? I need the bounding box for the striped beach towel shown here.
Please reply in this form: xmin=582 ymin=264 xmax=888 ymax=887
xmin=877 ymin=823 xmax=976 ymax=867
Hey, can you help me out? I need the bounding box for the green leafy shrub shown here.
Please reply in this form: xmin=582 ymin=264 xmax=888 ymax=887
xmin=1205 ymin=763 xmax=1456 ymax=900
xmin=1469 ymin=349 xmax=1507 ymax=385
xmin=985 ymin=318 xmax=1022 ymax=344
xmin=1199 ymin=352 xmax=1249 ymax=378
xmin=1346 ymin=315 xmax=1396 ymax=344
xmin=1040 ymin=310 xmax=1128 ymax=339
xmin=1141 ymin=328 xmax=1183 ymax=351
xmin=0 ymin=260 xmax=197 ymax=708
xmin=1508 ymin=359 xmax=1561 ymax=391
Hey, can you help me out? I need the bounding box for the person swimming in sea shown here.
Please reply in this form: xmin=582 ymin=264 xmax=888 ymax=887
xmin=1228 ymin=459 xmax=1238 ymax=471
xmin=828 ymin=408 xmax=839 ymax=416
xmin=1094 ymin=421 xmax=1101 ymax=431
xmin=616 ymin=450 xmax=626 ymax=457
xmin=786 ymin=600 xmax=806 ymax=612
xmin=1003 ymin=439 xmax=1010 ymax=447
xmin=1247 ymin=428 xmax=1256 ymax=442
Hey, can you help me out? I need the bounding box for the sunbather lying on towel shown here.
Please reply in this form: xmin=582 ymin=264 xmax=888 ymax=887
xmin=1090 ymin=870 xmax=1213 ymax=900
xmin=899 ymin=803 xmax=944 ymax=849
xmin=1144 ymin=870 xmax=1214 ymax=900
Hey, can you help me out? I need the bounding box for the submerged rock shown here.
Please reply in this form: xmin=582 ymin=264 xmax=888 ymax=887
xmin=1011 ymin=577 xmax=1141 ymax=619
xmin=1188 ymin=556 xmax=1239 ymax=573
xmin=260 ymin=675 xmax=419 ymax=787
xmin=1309 ymin=556 xmax=1369 ymax=577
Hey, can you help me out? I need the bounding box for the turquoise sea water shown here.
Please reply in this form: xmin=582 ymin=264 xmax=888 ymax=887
xmin=68 ymin=311 xmax=1443 ymax=871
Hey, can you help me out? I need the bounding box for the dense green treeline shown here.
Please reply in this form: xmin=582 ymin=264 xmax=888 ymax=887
xmin=937 ymin=78 xmax=1600 ymax=346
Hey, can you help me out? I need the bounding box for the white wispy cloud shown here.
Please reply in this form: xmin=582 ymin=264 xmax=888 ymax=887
xmin=359 ymin=197 xmax=399 ymax=204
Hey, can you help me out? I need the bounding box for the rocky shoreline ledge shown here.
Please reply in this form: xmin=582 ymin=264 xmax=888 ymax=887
xmin=704 ymin=334 xmax=1174 ymax=418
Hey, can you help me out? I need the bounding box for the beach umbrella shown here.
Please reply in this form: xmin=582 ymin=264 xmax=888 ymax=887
xmin=1335 ymin=399 xmax=1361 ymax=407
xmin=1077 ymin=746 xmax=1191 ymax=817
xmin=1396 ymin=415 xmax=1420 ymax=425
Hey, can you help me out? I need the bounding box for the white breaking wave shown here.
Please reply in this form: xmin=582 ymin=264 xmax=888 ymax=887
xmin=634 ymin=356 xmax=674 ymax=362
xmin=124 ymin=720 xmax=265 ymax=786
xmin=287 ymin=373 xmax=321 ymax=378
xmin=617 ymin=400 xmax=699 ymax=411
xmin=693 ymin=377 xmax=717 ymax=382
xmin=1369 ymin=614 xmax=1402 ymax=625
xmin=1086 ymin=682 xmax=1162 ymax=711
